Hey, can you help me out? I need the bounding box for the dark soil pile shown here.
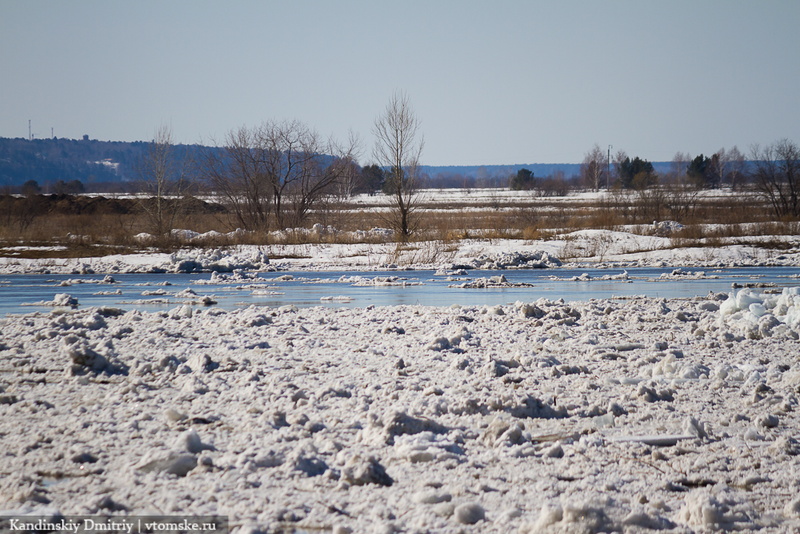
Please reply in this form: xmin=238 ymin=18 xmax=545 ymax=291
xmin=0 ymin=194 xmax=225 ymax=216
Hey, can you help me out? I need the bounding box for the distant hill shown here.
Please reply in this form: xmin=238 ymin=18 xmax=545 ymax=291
xmin=0 ymin=137 xmax=203 ymax=189
xmin=1 ymin=136 xmax=680 ymax=190
xmin=422 ymin=163 xmax=582 ymax=181
xmin=421 ymin=161 xmax=675 ymax=181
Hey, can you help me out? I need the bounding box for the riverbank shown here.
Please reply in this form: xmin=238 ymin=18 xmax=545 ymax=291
xmin=1 ymin=227 xmax=799 ymax=275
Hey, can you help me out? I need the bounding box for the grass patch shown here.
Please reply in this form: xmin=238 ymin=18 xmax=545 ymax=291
xmin=1 ymin=189 xmax=797 ymax=256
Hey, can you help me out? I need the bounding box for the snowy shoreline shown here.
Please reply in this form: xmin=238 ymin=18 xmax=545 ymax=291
xmin=1 ymin=229 xmax=799 ymax=276
xmin=2 ymin=285 xmax=800 ymax=532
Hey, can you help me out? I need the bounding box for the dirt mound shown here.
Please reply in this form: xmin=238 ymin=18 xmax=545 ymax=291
xmin=0 ymin=194 xmax=225 ymax=216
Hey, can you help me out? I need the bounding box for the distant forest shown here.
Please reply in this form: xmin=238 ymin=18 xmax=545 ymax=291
xmin=0 ymin=135 xmax=718 ymax=193
xmin=0 ymin=136 xmax=651 ymax=193
xmin=0 ymin=137 xmax=191 ymax=191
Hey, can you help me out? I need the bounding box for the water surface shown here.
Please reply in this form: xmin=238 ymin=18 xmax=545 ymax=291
xmin=1 ymin=266 xmax=799 ymax=316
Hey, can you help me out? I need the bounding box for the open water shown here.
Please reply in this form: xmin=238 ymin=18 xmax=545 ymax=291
xmin=2 ymin=266 xmax=800 ymax=316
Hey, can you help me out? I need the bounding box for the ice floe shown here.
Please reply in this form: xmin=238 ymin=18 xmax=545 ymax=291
xmin=1 ymin=290 xmax=800 ymax=531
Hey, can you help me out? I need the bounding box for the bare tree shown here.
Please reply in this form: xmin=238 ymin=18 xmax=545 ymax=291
xmin=724 ymin=145 xmax=746 ymax=190
xmin=205 ymin=125 xmax=274 ymax=231
xmin=751 ymin=139 xmax=800 ymax=218
xmin=664 ymin=152 xmax=699 ymax=220
xmin=331 ymin=130 xmax=364 ymax=200
xmin=669 ymin=152 xmax=691 ymax=184
xmin=332 ymin=156 xmax=363 ymax=201
xmin=138 ymin=124 xmax=189 ymax=238
xmin=612 ymin=149 xmax=628 ymax=188
xmin=284 ymin=128 xmax=361 ymax=225
xmin=259 ymin=120 xmax=320 ymax=228
xmin=580 ymin=144 xmax=606 ymax=191
xmin=372 ymin=91 xmax=424 ymax=239
xmin=707 ymin=150 xmax=724 ymax=188
xmin=205 ymin=121 xmax=360 ymax=231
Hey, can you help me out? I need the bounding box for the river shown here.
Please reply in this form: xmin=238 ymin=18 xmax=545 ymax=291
xmin=2 ymin=266 xmax=799 ymax=316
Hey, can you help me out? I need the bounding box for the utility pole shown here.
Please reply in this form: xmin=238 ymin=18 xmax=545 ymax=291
xmin=28 ymin=120 xmax=32 ymax=141
xmin=607 ymin=145 xmax=612 ymax=189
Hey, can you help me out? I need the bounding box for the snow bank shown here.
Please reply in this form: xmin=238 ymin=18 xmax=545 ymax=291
xmin=465 ymin=250 xmax=562 ymax=269
xmin=448 ymin=274 xmax=534 ymax=288
xmin=3 ymin=221 xmax=800 ymax=274
xmin=352 ymin=227 xmax=394 ymax=240
xmin=343 ymin=275 xmax=423 ymax=287
xmin=134 ymin=228 xmax=251 ymax=244
xmin=22 ymin=293 xmax=80 ymax=308
xmin=548 ymin=270 xmax=630 ymax=282
xmin=658 ymin=268 xmax=717 ymax=280
xmin=0 ymin=247 xmax=272 ymax=275
xmin=166 ymin=248 xmax=270 ymax=273
xmin=652 ymin=220 xmax=685 ymax=236
xmin=718 ymin=287 xmax=800 ymax=339
xmin=1 ymin=295 xmax=799 ymax=532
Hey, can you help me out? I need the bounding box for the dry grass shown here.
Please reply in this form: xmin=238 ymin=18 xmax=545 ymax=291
xmin=1 ymin=189 xmax=797 ymax=259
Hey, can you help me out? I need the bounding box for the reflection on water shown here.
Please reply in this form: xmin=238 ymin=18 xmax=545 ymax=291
xmin=1 ymin=266 xmax=800 ymax=316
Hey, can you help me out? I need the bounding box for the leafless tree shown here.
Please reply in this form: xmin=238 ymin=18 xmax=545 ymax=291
xmin=259 ymin=120 xmax=321 ymax=228
xmin=751 ymin=139 xmax=800 ymax=218
xmin=669 ymin=152 xmax=691 ymax=184
xmin=372 ymin=91 xmax=424 ymax=239
xmin=332 ymin=157 xmax=363 ymax=201
xmin=331 ymin=130 xmax=364 ymax=200
xmin=205 ymin=125 xmax=274 ymax=231
xmin=705 ymin=150 xmax=724 ymax=188
xmin=664 ymin=152 xmax=699 ymax=220
xmin=580 ymin=144 xmax=606 ymax=191
xmin=138 ymin=124 xmax=190 ymax=238
xmin=724 ymin=145 xmax=746 ymax=190
xmin=664 ymin=184 xmax=700 ymax=222
xmin=0 ymin=182 xmax=39 ymax=233
xmin=612 ymin=149 xmax=628 ymax=188
xmin=205 ymin=121 xmax=360 ymax=231
xmin=284 ymin=128 xmax=361 ymax=225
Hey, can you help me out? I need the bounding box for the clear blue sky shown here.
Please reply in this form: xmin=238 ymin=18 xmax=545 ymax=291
xmin=2 ymin=0 xmax=799 ymax=166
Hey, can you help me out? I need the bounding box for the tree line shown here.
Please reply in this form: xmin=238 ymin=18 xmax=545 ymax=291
xmin=4 ymin=102 xmax=799 ymax=231
xmin=135 ymin=92 xmax=423 ymax=240
xmin=509 ymin=140 xmax=800 ymax=218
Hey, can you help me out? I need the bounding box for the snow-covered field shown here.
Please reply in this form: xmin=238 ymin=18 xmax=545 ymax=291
xmin=2 ymin=229 xmax=800 ymax=533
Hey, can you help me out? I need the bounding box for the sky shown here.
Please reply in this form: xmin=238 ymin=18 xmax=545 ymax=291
xmin=2 ymin=1 xmax=799 ymax=166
